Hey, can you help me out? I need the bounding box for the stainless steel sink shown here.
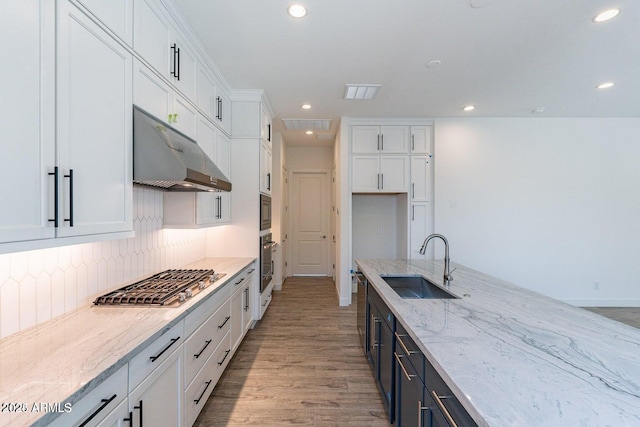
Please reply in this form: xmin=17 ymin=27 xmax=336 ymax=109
xmin=381 ymin=275 xmax=459 ymax=299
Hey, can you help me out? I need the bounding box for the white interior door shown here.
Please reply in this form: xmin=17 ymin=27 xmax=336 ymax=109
xmin=291 ymin=171 xmax=330 ymax=275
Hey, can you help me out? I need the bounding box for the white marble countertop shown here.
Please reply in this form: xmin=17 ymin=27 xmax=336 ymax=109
xmin=0 ymin=257 xmax=254 ymax=427
xmin=356 ymin=258 xmax=640 ymax=427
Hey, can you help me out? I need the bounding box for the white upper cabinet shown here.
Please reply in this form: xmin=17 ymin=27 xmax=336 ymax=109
xmin=70 ymin=0 xmax=133 ymax=45
xmin=0 ymin=0 xmax=56 ymax=245
xmin=411 ymin=156 xmax=432 ymax=201
xmin=410 ymin=125 xmax=433 ymax=154
xmin=134 ymin=0 xmax=196 ymax=102
xmin=352 ymin=125 xmax=410 ymax=154
xmin=56 ymin=1 xmax=133 ymax=237
xmin=351 ymin=156 xmax=408 ymax=193
xmin=197 ymin=67 xmax=218 ymax=122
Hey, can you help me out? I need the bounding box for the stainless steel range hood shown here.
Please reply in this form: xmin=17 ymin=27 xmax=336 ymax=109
xmin=133 ymin=106 xmax=231 ymax=192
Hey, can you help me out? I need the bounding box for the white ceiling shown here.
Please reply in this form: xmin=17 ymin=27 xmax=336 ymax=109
xmin=172 ymin=0 xmax=640 ymax=146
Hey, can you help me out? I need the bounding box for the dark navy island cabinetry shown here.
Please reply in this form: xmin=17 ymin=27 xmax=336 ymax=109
xmin=362 ymin=274 xmax=477 ymax=427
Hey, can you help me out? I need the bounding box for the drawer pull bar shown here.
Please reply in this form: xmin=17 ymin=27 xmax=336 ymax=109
xmin=194 ymin=380 xmax=212 ymax=404
xmin=134 ymin=400 xmax=143 ymax=427
xmin=235 ymin=277 xmax=245 ymax=285
xmin=149 ymin=337 xmax=180 ymax=362
xmin=417 ymin=400 xmax=431 ymax=427
xmin=394 ymin=352 xmax=415 ymax=381
xmin=79 ymin=394 xmax=117 ymax=427
xmin=218 ymin=315 xmax=231 ymax=329
xmin=395 ymin=332 xmax=420 ymax=355
xmin=432 ymin=391 xmax=458 ymax=427
xmin=218 ymin=349 xmax=231 ymax=366
xmin=194 ymin=340 xmax=212 ymax=359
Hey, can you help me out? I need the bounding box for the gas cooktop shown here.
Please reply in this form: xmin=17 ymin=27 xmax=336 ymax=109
xmin=93 ymin=269 xmax=226 ymax=307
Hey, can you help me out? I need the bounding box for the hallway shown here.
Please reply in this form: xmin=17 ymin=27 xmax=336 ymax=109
xmin=194 ymin=276 xmax=389 ymax=426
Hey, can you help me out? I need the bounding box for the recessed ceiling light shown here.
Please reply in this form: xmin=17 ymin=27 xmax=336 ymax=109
xmin=463 ymin=105 xmax=475 ymax=112
xmin=344 ymin=84 xmax=381 ymax=100
xmin=301 ymin=104 xmax=311 ymax=110
xmin=593 ymin=9 xmax=620 ymax=22
xmin=305 ymin=130 xmax=313 ymax=135
xmin=426 ymin=60 xmax=442 ymax=69
xmin=288 ymin=4 xmax=307 ymax=18
xmin=531 ymin=107 xmax=545 ymax=114
xmin=597 ymin=82 xmax=614 ymax=89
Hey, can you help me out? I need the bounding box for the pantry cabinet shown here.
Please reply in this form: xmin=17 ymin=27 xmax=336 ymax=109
xmin=411 ymin=156 xmax=432 ymax=202
xmin=410 ymin=126 xmax=433 ymax=154
xmin=260 ymin=140 xmax=273 ymax=195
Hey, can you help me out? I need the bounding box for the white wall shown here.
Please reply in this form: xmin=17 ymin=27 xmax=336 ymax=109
xmin=287 ymin=146 xmax=333 ymax=169
xmin=434 ymin=118 xmax=640 ymax=306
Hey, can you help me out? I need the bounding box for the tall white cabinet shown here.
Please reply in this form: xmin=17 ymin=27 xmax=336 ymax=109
xmin=349 ymin=120 xmax=434 ymax=262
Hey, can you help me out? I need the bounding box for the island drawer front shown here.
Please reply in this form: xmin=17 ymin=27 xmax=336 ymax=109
xmin=48 ymin=364 xmax=128 ymax=427
xmin=424 ymin=358 xmax=477 ymax=427
xmin=369 ymin=285 xmax=393 ymax=329
xmin=129 ymin=319 xmax=184 ymax=392
xmin=395 ymin=320 xmax=424 ymax=381
xmin=184 ymin=298 xmax=231 ymax=387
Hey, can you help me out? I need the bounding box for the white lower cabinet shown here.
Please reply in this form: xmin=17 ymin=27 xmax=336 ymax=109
xmin=96 ymin=399 xmax=130 ymax=427
xmin=129 ymin=347 xmax=182 ymax=427
xmin=49 ymin=365 xmax=128 ymax=427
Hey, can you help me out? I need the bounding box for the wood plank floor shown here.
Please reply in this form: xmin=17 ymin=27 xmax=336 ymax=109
xmin=193 ymin=276 xmax=389 ymax=426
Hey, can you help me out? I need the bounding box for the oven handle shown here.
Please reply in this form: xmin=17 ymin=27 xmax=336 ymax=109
xmin=263 ymin=241 xmax=276 ymax=249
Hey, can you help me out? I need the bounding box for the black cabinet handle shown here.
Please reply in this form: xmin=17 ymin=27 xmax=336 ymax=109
xmin=194 ymin=339 xmax=212 ymax=359
xmin=194 ymin=380 xmax=212 ymax=404
xmin=64 ymin=169 xmax=74 ymax=227
xmin=267 ymin=123 xmax=271 ymax=141
xmin=217 ymin=349 xmax=231 ymax=366
xmin=123 ymin=411 xmax=133 ymax=427
xmin=267 ymin=173 xmax=271 ymax=191
xmin=216 ymin=96 xmax=222 ymax=121
xmin=78 ymin=394 xmax=117 ymax=427
xmin=171 ymin=43 xmax=180 ymax=80
xmin=218 ymin=315 xmax=230 ymax=329
xmin=48 ymin=167 xmax=59 ymax=228
xmin=235 ymin=277 xmax=245 ymax=286
xmin=149 ymin=337 xmax=180 ymax=362
xmin=134 ymin=400 xmax=143 ymax=427
xmin=381 ymin=134 xmax=384 ymax=150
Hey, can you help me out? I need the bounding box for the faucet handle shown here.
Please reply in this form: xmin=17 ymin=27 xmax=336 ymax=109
xmin=447 ymin=268 xmax=457 ymax=281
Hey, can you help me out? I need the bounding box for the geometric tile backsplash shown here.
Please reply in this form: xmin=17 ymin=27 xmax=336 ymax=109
xmin=0 ymin=187 xmax=208 ymax=339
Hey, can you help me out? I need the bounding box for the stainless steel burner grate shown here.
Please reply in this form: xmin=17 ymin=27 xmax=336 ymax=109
xmin=94 ymin=269 xmax=225 ymax=307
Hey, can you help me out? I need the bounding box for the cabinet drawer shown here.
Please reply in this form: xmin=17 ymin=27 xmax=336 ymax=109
xmin=129 ymin=320 xmax=184 ymax=391
xmin=49 ymin=364 xmax=127 ymax=427
xmin=184 ymin=331 xmax=230 ymax=427
xmin=184 ymin=281 xmax=230 ymax=337
xmin=424 ymin=357 xmax=478 ymax=426
xmin=395 ymin=320 xmax=424 ymax=381
xmin=184 ymin=298 xmax=231 ymax=387
xmin=368 ymin=286 xmax=393 ymax=329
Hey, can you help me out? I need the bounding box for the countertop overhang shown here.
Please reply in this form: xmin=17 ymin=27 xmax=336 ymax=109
xmin=0 ymin=257 xmax=255 ymax=427
xmin=356 ymin=258 xmax=640 ymax=427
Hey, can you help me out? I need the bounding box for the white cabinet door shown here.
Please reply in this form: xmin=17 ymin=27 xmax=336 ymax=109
xmin=410 ymin=202 xmax=432 ymax=259
xmin=380 ymin=156 xmax=408 ymax=192
xmin=351 ymin=126 xmax=380 ymax=153
xmin=0 ymin=0 xmax=56 ymax=244
xmin=171 ymin=31 xmax=197 ymax=101
xmin=411 ymin=156 xmax=431 ymax=201
xmin=352 ymin=156 xmax=380 ymax=192
xmin=260 ymin=141 xmax=273 ymax=195
xmin=196 ymin=66 xmax=218 ymax=122
xmin=129 ymin=348 xmax=182 ymax=427
xmin=134 ymin=0 xmax=170 ymax=75
xmin=352 ymin=156 xmax=407 ymax=193
xmin=172 ymin=93 xmax=197 ymax=140
xmin=96 ymin=399 xmax=129 ymax=427
xmin=379 ymin=126 xmax=410 ymax=153
xmin=230 ymin=285 xmax=244 ymax=351
xmin=218 ymin=91 xmax=232 ymax=135
xmin=133 ymin=58 xmax=172 ymax=121
xmin=410 ymin=125 xmax=432 ymax=154
xmin=57 ymin=1 xmax=133 ymax=237
xmin=243 ymin=270 xmax=256 ymax=332
xmin=352 ymin=126 xmax=410 ymax=154
xmin=71 ymin=0 xmax=133 ymax=45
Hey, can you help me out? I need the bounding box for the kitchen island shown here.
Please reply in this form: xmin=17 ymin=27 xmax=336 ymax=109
xmin=356 ymin=258 xmax=640 ymax=426
xmin=0 ymin=257 xmax=254 ymax=427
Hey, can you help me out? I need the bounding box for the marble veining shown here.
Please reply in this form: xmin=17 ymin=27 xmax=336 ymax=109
xmin=0 ymin=257 xmax=254 ymax=427
xmin=356 ymin=258 xmax=640 ymax=427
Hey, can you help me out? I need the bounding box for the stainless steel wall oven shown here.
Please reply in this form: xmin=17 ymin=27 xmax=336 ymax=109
xmin=260 ymin=194 xmax=271 ymax=230
xmin=260 ymin=233 xmax=275 ymax=292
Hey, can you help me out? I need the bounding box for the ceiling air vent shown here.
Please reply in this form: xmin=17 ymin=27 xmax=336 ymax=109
xmin=281 ymin=119 xmax=332 ymax=131
xmin=344 ymin=84 xmax=381 ymax=100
